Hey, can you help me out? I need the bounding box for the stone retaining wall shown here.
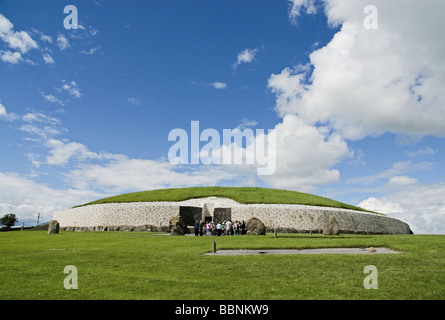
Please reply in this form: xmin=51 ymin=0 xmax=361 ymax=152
xmin=231 ymin=204 xmax=411 ymax=234
xmin=52 ymin=197 xmax=412 ymax=234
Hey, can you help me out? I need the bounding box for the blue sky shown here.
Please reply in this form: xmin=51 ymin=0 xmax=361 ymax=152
xmin=1 ymin=0 xmax=444 ymax=234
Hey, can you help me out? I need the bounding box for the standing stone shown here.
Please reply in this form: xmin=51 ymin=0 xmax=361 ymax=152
xmin=323 ymin=215 xmax=340 ymax=235
xmin=212 ymin=241 xmax=216 ymax=253
xmin=170 ymin=216 xmax=185 ymax=235
xmin=246 ymin=217 xmax=266 ymax=235
xmin=48 ymin=220 xmax=60 ymax=234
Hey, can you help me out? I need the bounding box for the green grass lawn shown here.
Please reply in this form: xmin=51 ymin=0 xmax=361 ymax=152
xmin=1 ymin=231 xmax=444 ymax=300
xmin=80 ymin=186 xmax=371 ymax=212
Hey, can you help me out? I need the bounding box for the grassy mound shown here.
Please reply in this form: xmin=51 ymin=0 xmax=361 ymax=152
xmin=80 ymin=186 xmax=370 ymax=212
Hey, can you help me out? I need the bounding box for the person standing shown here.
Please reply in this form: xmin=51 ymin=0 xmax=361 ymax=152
xmin=216 ymin=222 xmax=222 ymax=236
xmin=194 ymin=220 xmax=199 ymax=236
xmin=225 ymin=220 xmax=232 ymax=236
xmin=241 ymin=220 xmax=246 ymax=235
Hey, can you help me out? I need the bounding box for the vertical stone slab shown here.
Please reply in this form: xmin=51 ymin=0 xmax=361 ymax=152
xmin=323 ymin=215 xmax=340 ymax=235
xmin=47 ymin=220 xmax=60 ymax=234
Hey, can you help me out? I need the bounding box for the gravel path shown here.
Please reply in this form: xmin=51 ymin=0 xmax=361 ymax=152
xmin=204 ymin=247 xmax=400 ymax=255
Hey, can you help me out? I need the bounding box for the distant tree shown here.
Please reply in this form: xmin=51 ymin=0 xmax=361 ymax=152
xmin=0 ymin=213 xmax=18 ymax=229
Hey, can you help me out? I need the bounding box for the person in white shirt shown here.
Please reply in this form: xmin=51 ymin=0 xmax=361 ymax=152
xmin=225 ymin=220 xmax=232 ymax=236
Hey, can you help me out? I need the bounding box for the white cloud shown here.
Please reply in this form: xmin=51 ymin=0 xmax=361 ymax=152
xmin=0 ymin=50 xmax=22 ymax=64
xmin=387 ymin=176 xmax=418 ymax=186
xmin=347 ymin=161 xmax=412 ymax=185
xmin=41 ymin=93 xmax=64 ymax=106
xmin=65 ymin=157 xmax=238 ymax=194
xmin=19 ymin=112 xmax=64 ymax=141
xmin=0 ymin=171 xmax=108 ymax=226
xmin=44 ymin=139 xmax=122 ymax=166
xmin=42 ymin=52 xmax=55 ymax=64
xmin=260 ymin=114 xmax=351 ymax=192
xmin=56 ymin=33 xmax=70 ymax=50
xmin=60 ymin=80 xmax=81 ymax=98
xmin=347 ymin=161 xmax=432 ymax=186
xmin=233 ymin=47 xmax=259 ymax=70
xmin=191 ymin=81 xmax=227 ymax=90
xmin=40 ymin=34 xmax=52 ymax=43
xmin=45 ymin=139 xmax=99 ymax=165
xmin=128 ymin=97 xmax=142 ymax=105
xmin=236 ymin=118 xmax=258 ymax=130
xmin=358 ymin=197 xmax=404 ymax=214
xmin=288 ymin=0 xmax=318 ymax=24
xmin=19 ymin=124 xmax=62 ymax=140
xmin=211 ymin=82 xmax=227 ymax=89
xmin=22 ymin=112 xmax=60 ymax=125
xmin=358 ymin=182 xmax=445 ymax=234
xmin=270 ymin=0 xmax=445 ymax=140
xmin=80 ymin=46 xmax=100 ymax=55
xmin=406 ymin=147 xmax=437 ymax=158
xmin=0 ymin=14 xmax=38 ymax=54
xmin=0 ymin=102 xmax=19 ymax=121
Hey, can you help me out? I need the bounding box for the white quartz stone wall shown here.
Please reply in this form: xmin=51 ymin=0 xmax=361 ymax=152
xmin=53 ymin=202 xmax=179 ymax=229
xmin=52 ymin=197 xmax=411 ymax=234
xmin=231 ymin=204 xmax=411 ymax=234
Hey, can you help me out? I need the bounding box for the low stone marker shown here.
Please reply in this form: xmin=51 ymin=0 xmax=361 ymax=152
xmin=48 ymin=220 xmax=60 ymax=234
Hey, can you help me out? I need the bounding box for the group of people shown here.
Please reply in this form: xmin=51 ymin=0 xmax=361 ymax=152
xmin=193 ymin=220 xmax=246 ymax=236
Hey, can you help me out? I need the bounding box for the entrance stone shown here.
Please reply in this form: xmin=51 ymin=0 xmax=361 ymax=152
xmin=246 ymin=217 xmax=266 ymax=235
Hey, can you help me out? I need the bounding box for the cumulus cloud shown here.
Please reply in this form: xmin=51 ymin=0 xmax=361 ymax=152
xmin=259 ymin=115 xmax=351 ymax=191
xmin=0 ymin=102 xmax=18 ymax=121
xmin=358 ymin=182 xmax=445 ymax=234
xmin=0 ymin=171 xmax=108 ymax=226
xmin=0 ymin=13 xmax=38 ymax=54
xmin=270 ymin=0 xmax=445 ymax=140
xmin=0 ymin=50 xmax=22 ymax=64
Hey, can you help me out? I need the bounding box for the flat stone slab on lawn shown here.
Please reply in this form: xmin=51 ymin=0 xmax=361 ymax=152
xmin=204 ymin=247 xmax=400 ymax=255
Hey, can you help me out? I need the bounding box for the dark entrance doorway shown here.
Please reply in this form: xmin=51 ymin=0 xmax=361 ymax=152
xmin=213 ymin=208 xmax=232 ymax=224
xmin=179 ymin=206 xmax=202 ymax=226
